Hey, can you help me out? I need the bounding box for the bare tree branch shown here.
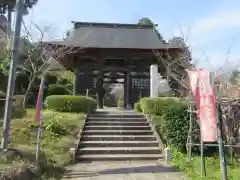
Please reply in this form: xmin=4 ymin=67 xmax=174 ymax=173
xmin=19 ymin=21 xmax=83 ymax=108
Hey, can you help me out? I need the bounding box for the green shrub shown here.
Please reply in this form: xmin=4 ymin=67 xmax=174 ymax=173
xmin=140 ymin=97 xmax=178 ymax=116
xmin=0 ymin=95 xmax=26 ymax=118
xmin=139 ymin=96 xmax=195 ymax=152
xmin=15 ymin=73 xmax=29 ymax=93
xmin=0 ymin=91 xmax=5 ymax=117
xmin=0 ymin=75 xmax=8 ymax=92
xmin=141 ymin=96 xmax=217 ymax=155
xmin=134 ymin=102 xmax=142 ymax=112
xmin=118 ymin=99 xmax=124 ymax=109
xmin=45 ymin=120 xmax=68 ymax=136
xmin=47 ymin=84 xmax=69 ymax=96
xmin=11 ymin=105 xmax=27 ymax=118
xmin=12 ymin=95 xmax=27 ymax=118
xmin=57 ymin=78 xmax=70 ymax=85
xmin=160 ymin=102 xmax=189 ymax=152
xmin=65 ymin=83 xmax=73 ymax=91
xmin=45 ymin=95 xmax=97 ymax=113
xmin=44 ymin=73 xmax=58 ymax=85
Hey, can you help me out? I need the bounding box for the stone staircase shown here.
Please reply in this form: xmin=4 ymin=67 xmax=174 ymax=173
xmin=76 ymin=111 xmax=163 ymax=161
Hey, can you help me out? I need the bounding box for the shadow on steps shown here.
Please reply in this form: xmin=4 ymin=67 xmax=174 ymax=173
xmin=63 ymin=164 xmax=180 ymax=179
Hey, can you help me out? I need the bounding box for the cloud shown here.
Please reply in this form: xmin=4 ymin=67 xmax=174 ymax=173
xmin=166 ymin=8 xmax=240 ymax=70
xmin=193 ymin=10 xmax=240 ymax=35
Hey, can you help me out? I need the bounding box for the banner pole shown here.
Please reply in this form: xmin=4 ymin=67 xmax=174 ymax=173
xmin=216 ymin=102 xmax=228 ymax=180
xmin=200 ymin=139 xmax=206 ymax=177
xmin=187 ymin=92 xmax=193 ymax=162
xmin=211 ymin=72 xmax=228 ymax=180
xmin=35 ymin=78 xmax=44 ymax=169
xmin=35 ymin=118 xmax=42 ymax=168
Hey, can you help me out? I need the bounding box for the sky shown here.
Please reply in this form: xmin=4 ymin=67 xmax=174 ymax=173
xmin=21 ymin=0 xmax=240 ymax=71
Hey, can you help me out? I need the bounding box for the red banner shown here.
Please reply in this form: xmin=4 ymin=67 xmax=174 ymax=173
xmin=186 ymin=69 xmax=200 ymax=121
xmin=35 ymin=78 xmax=44 ymax=123
xmin=187 ymin=69 xmax=217 ymax=142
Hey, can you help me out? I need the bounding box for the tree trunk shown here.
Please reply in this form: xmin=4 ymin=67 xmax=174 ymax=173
xmin=22 ymin=75 xmax=36 ymax=108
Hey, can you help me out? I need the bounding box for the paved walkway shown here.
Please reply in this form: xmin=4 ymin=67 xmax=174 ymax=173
xmin=96 ymin=107 xmax=135 ymax=114
xmin=62 ymin=161 xmax=188 ymax=180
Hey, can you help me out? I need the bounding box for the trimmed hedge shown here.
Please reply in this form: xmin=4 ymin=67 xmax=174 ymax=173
xmin=140 ymin=97 xmax=217 ymax=154
xmin=160 ymin=102 xmax=189 ymax=151
xmin=47 ymin=84 xmax=70 ymax=96
xmin=45 ymin=95 xmax=97 ymax=113
xmin=140 ymin=97 xmax=193 ymax=151
xmin=140 ymin=97 xmax=179 ymax=116
xmin=134 ymin=102 xmax=142 ymax=113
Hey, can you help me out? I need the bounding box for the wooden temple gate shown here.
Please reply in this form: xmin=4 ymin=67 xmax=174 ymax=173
xmin=45 ymin=22 xmax=182 ymax=109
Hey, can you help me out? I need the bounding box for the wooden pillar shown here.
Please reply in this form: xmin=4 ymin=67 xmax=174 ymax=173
xmin=73 ymin=69 xmax=78 ymax=95
xmin=75 ymin=69 xmax=79 ymax=95
xmin=99 ymin=79 xmax=104 ymax=109
xmin=124 ymin=72 xmax=132 ymax=109
xmin=124 ymin=73 xmax=127 ymax=109
xmin=150 ymin=64 xmax=158 ymax=97
xmin=96 ymin=71 xmax=104 ymax=109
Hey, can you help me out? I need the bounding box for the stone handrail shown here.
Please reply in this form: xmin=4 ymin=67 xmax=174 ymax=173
xmin=69 ymin=114 xmax=88 ymax=163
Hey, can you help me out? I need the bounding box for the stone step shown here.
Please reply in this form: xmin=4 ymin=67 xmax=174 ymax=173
xmin=84 ymin=125 xmax=151 ymax=131
xmin=83 ymin=130 xmax=153 ymax=136
xmin=79 ymin=141 xmax=159 ymax=147
xmin=76 ymin=154 xmax=163 ymax=161
xmin=78 ymin=147 xmax=161 ymax=154
xmin=85 ymin=121 xmax=149 ymax=126
xmin=87 ymin=117 xmax=146 ymax=121
xmin=88 ymin=114 xmax=144 ymax=118
xmin=81 ymin=135 xmax=156 ymax=141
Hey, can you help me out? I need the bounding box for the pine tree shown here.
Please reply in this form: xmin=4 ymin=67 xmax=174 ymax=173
xmin=0 ymin=0 xmax=38 ymax=15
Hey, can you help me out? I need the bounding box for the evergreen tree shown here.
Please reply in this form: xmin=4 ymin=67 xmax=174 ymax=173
xmin=0 ymin=0 xmax=38 ymax=15
xmin=137 ymin=17 xmax=164 ymax=41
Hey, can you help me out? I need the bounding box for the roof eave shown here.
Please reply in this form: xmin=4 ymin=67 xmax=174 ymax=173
xmin=43 ymin=40 xmax=183 ymax=50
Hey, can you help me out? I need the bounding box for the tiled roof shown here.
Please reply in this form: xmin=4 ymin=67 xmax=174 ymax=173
xmin=45 ymin=22 xmax=182 ymax=50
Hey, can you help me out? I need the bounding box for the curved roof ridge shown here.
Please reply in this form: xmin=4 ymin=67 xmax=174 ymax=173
xmin=72 ymin=21 xmax=158 ymax=30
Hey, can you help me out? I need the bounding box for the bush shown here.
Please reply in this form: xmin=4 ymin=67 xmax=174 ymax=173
xmin=57 ymin=78 xmax=69 ymax=85
xmin=0 ymin=95 xmax=26 ymax=118
xmin=45 ymin=120 xmax=68 ymax=136
xmin=139 ymin=96 xmax=195 ymax=152
xmin=11 ymin=106 xmax=27 ymax=118
xmin=15 ymin=73 xmax=29 ymax=94
xmin=140 ymin=97 xmax=178 ymax=116
xmin=45 ymin=95 xmax=97 ymax=113
xmin=118 ymin=99 xmax=124 ymax=109
xmin=0 ymin=91 xmax=5 ymax=117
xmin=65 ymin=83 xmax=73 ymax=91
xmin=47 ymin=84 xmax=69 ymax=96
xmin=44 ymin=73 xmax=58 ymax=85
xmin=160 ymin=102 xmax=189 ymax=152
xmin=12 ymin=95 xmax=27 ymax=118
xmin=144 ymin=97 xmax=215 ymax=155
xmin=134 ymin=102 xmax=142 ymax=112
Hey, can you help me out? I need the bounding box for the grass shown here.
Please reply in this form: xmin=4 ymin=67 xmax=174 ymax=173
xmin=0 ymin=109 xmax=85 ymax=179
xmin=172 ymin=148 xmax=240 ymax=180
